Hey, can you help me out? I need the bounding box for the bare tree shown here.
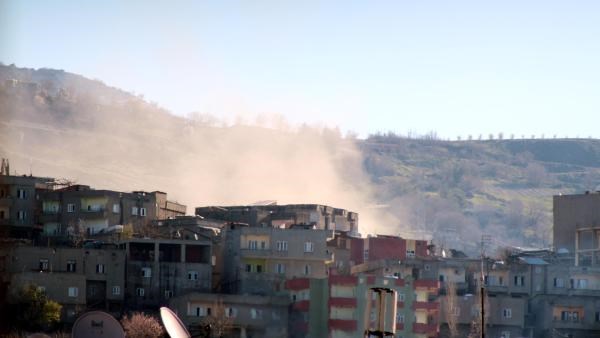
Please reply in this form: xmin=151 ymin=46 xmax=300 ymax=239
xmin=444 ymin=282 xmax=459 ymax=338
xmin=195 ymin=298 xmax=232 ymax=338
xmin=121 ymin=312 xmax=165 ymax=338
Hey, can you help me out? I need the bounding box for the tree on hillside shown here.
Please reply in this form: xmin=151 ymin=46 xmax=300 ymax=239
xmin=9 ymin=284 xmax=62 ymax=331
xmin=120 ymin=312 xmax=165 ymax=338
xmin=194 ymin=299 xmax=232 ymax=338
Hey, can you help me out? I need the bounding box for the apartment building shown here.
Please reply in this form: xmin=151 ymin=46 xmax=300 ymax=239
xmin=169 ymin=292 xmax=289 ymax=338
xmin=196 ymin=203 xmax=359 ymax=234
xmin=285 ymin=274 xmax=438 ymax=338
xmin=38 ymin=185 xmax=186 ymax=236
xmin=0 ymin=172 xmax=54 ymax=238
xmin=123 ymin=238 xmax=213 ymax=309
xmin=3 ymin=244 xmax=126 ymax=321
xmin=220 ymin=222 xmax=334 ymax=295
xmin=553 ymin=192 xmax=600 ymax=266
xmin=439 ymin=293 xmax=526 ymax=338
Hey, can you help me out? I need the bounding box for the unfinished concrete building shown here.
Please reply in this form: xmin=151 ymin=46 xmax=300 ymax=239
xmin=554 ymin=192 xmax=600 ymax=266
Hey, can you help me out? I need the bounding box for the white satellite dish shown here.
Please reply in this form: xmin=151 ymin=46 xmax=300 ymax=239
xmin=160 ymin=307 xmax=191 ymax=338
xmin=71 ymin=311 xmax=125 ymax=338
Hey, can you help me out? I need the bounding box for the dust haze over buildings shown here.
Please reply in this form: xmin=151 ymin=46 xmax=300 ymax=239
xmin=0 ymin=64 xmax=401 ymax=236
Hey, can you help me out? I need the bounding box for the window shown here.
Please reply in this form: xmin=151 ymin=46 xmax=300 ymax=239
xmin=136 ymin=288 xmax=145 ymax=297
xmin=68 ymin=287 xmax=78 ymax=297
xmin=140 ymin=207 xmax=147 ymax=216
xmin=577 ymin=279 xmax=588 ymax=289
xmin=188 ymin=271 xmax=198 ymax=280
xmin=406 ymin=250 xmax=415 ymax=257
xmin=251 ymin=308 xmax=263 ymax=319
xmin=38 ymin=286 xmax=46 ymax=294
xmin=164 ymin=290 xmax=173 ymax=299
xmin=131 ymin=206 xmax=138 ymax=215
xmin=500 ymin=331 xmax=510 ymax=338
xmin=424 ymin=264 xmax=431 ymax=271
xmin=248 ymin=240 xmax=258 ymax=250
xmin=554 ymin=277 xmax=565 ymax=288
xmin=304 ymin=242 xmax=314 ymax=252
xmin=276 ymin=241 xmax=288 ymax=251
xmin=67 ymin=260 xmax=76 ymax=272
xmin=67 ymin=203 xmax=75 ymax=213
xmin=398 ymin=293 xmax=405 ymax=302
xmin=513 ymin=276 xmax=525 ymax=286
xmin=245 ymin=264 xmax=252 ymax=272
xmin=141 ymin=267 xmax=151 ymax=278
xmin=272 ymin=310 xmax=281 ymax=320
xmin=17 ymin=210 xmax=26 ymax=220
xmin=595 ymin=311 xmax=600 ymax=322
xmin=96 ymin=264 xmax=105 ymax=274
xmin=364 ymin=249 xmax=369 ymax=261
xmin=503 ymin=308 xmax=512 ymax=319
xmin=499 ymin=276 xmax=504 ymax=285
xmin=561 ymin=311 xmax=571 ymax=321
xmin=39 ymin=259 xmax=49 ymax=271
xmin=225 ymin=307 xmax=237 ymax=318
xmin=396 ymin=313 xmax=404 ymax=323
xmin=256 ymin=264 xmax=263 ymax=273
xmin=112 ymin=204 xmax=120 ymax=213
xmin=17 ymin=189 xmax=27 ymax=199
xmin=112 ymin=286 xmax=121 ymax=295
xmin=452 ymin=306 xmax=460 ymax=316
xmin=304 ymin=264 xmax=311 ymax=275
xmin=276 ymin=263 xmax=286 ymax=274
xmin=260 ymin=241 xmax=266 ymax=250
xmin=573 ymin=311 xmax=579 ymax=322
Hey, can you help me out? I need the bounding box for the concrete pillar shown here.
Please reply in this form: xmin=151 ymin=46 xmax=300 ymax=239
xmin=154 ymin=242 xmax=160 ymax=263
xmin=575 ymin=230 xmax=579 ymax=267
xmin=181 ymin=244 xmax=186 ymax=263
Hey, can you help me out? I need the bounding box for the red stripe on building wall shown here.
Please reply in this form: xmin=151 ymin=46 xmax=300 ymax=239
xmin=285 ymin=278 xmax=310 ymax=290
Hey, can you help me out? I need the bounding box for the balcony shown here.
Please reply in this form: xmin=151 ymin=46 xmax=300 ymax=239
xmin=240 ymin=248 xmax=272 ymax=258
xmin=413 ymin=322 xmax=438 ymax=334
xmin=552 ymin=317 xmax=587 ymax=329
xmin=328 ymin=319 xmax=357 ymax=331
xmin=414 ymin=279 xmax=440 ymax=290
xmin=329 ymin=297 xmax=357 ymax=307
xmin=292 ymin=300 xmax=310 ymax=311
xmin=80 ymin=208 xmax=107 ymax=218
xmin=413 ymin=301 xmax=439 ymax=311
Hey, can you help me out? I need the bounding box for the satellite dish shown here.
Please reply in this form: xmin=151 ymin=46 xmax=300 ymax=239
xmin=27 ymin=334 xmax=51 ymax=338
xmin=160 ymin=307 xmax=191 ymax=338
xmin=72 ymin=311 xmax=125 ymax=338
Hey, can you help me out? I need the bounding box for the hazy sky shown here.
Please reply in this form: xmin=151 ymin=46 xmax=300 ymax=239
xmin=1 ymin=0 xmax=599 ymax=138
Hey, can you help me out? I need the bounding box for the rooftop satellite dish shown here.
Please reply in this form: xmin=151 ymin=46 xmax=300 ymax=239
xmin=160 ymin=307 xmax=191 ymax=338
xmin=71 ymin=311 xmax=125 ymax=338
xmin=27 ymin=334 xmax=51 ymax=338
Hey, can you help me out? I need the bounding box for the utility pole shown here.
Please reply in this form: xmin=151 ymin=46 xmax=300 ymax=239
xmin=480 ymin=234 xmax=491 ymax=338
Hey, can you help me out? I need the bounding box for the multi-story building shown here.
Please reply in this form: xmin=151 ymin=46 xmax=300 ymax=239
xmin=2 ymin=244 xmax=126 ymax=321
xmin=285 ymin=274 xmax=439 ymax=338
xmin=123 ymin=238 xmax=213 ymax=309
xmin=0 ymin=171 xmax=54 ymax=238
xmin=196 ymin=203 xmax=359 ymax=234
xmin=439 ymin=293 xmax=526 ymax=338
xmin=38 ymin=184 xmax=186 ymax=236
xmin=220 ymin=222 xmax=335 ymax=295
xmin=169 ymin=292 xmax=289 ymax=338
xmin=553 ymin=192 xmax=600 ymax=266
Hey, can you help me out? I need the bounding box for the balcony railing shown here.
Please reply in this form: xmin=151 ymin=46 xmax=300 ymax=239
xmin=413 ymin=301 xmax=439 ymax=311
xmin=413 ymin=322 xmax=438 ymax=334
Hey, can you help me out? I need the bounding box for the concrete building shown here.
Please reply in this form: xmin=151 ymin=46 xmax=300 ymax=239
xmin=169 ymin=292 xmax=289 ymax=338
xmin=38 ymin=184 xmax=186 ymax=237
xmin=553 ymin=192 xmax=600 ymax=266
xmin=123 ymin=238 xmax=213 ymax=309
xmin=285 ymin=274 xmax=439 ymax=338
xmin=196 ymin=203 xmax=359 ymax=234
xmin=0 ymin=172 xmax=54 ymax=238
xmin=2 ymin=244 xmax=126 ymax=321
xmin=439 ymin=293 xmax=526 ymax=338
xmin=220 ymin=222 xmax=335 ymax=295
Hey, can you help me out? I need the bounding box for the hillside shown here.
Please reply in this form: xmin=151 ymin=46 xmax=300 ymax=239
xmin=2 ymin=64 xmax=600 ymax=254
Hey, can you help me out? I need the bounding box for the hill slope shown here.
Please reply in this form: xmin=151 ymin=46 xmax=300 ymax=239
xmin=2 ymin=64 xmax=600 ymax=254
